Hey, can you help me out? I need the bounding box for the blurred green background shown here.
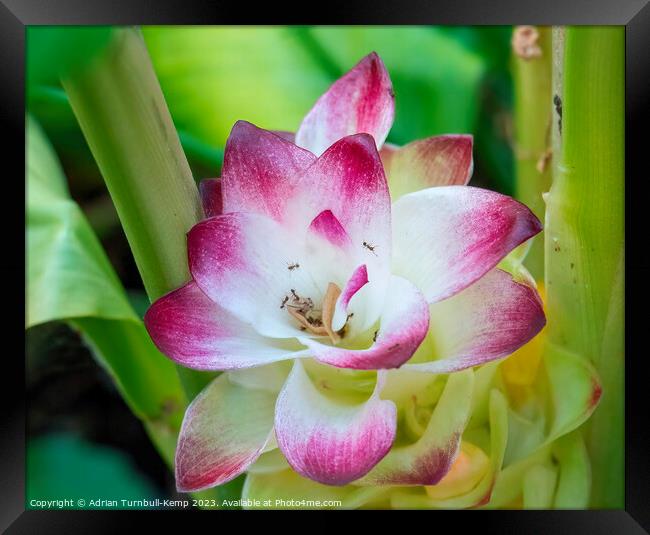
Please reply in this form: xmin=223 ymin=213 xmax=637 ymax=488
xmin=26 ymin=25 xmax=515 ymax=504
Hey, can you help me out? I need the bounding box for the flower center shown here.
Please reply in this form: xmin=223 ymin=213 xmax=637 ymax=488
xmin=282 ymin=283 xmax=343 ymax=344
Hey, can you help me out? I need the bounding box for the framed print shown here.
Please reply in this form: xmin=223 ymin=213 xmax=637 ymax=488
xmin=6 ymin=0 xmax=649 ymax=530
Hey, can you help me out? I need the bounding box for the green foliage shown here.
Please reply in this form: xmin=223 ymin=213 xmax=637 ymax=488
xmin=26 ymin=116 xmax=187 ymax=465
xmin=26 ymin=116 xmax=135 ymax=327
xmin=27 ymin=433 xmax=160 ymax=508
xmin=27 ymin=27 xmax=113 ymax=89
xmin=28 ymin=27 xmax=514 ymax=191
xmin=141 ymin=26 xmax=512 ymax=190
xmin=142 ymin=27 xmax=332 ymax=150
xmin=61 ymin=29 xmax=204 ymax=302
xmin=143 ymin=26 xmax=486 ymax=144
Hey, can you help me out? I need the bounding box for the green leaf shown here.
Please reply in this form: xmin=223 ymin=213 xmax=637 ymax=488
xmin=27 ymin=433 xmax=160 ymax=508
xmin=439 ymin=27 xmax=513 ymax=71
xmin=69 ymin=318 xmax=183 ymax=429
xmin=484 ymin=344 xmax=600 ymax=509
xmin=440 ymin=27 xmax=515 ymax=194
xmin=27 ymin=27 xmax=114 ymax=89
xmin=143 ymin=27 xmax=332 ymax=149
xmin=26 ymin=116 xmax=187 ymax=465
xmin=28 ymin=86 xmax=223 ymax=191
xmin=27 ymin=116 xmax=136 ymax=327
xmin=143 ymin=27 xmax=485 ymax=152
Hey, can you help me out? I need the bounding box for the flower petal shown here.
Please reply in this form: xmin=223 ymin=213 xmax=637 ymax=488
xmin=356 ymin=369 xmax=473 ymax=486
xmin=220 ymin=120 xmax=316 ymax=221
xmin=188 ymin=212 xmax=321 ymax=338
xmin=272 ymin=130 xmax=295 ymax=143
xmin=424 ymin=441 xmax=491 ymax=500
xmin=302 ymin=211 xmax=380 ymax=335
xmin=390 ymin=389 xmax=509 ymax=509
xmin=544 ymin=344 xmax=602 ymax=442
xmin=199 ymin=178 xmax=222 ymax=218
xmin=331 ymin=264 xmax=369 ymax=331
xmin=381 ymin=135 xmax=474 ymax=200
xmin=175 ymin=374 xmax=276 ymax=492
xmin=300 ymin=275 xmax=429 ymax=370
xmin=392 ymin=186 xmax=542 ymax=303
xmin=337 ymin=264 xmax=369 ymax=310
xmin=307 ymin=209 xmax=353 ymax=250
xmin=403 ymin=268 xmax=545 ymax=374
xmin=302 ymin=210 xmax=359 ymax=312
xmin=296 ymin=134 xmax=393 ymax=323
xmin=274 ymin=361 xmax=396 ymax=485
xmin=298 ymin=134 xmax=391 ymax=245
xmin=144 ymin=281 xmax=304 ymax=370
xmin=295 ymin=52 xmax=395 ymax=156
xmin=228 ymin=361 xmax=292 ymax=393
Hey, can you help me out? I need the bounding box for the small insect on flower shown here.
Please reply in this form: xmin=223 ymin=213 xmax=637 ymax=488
xmin=288 ymin=289 xmax=314 ymax=314
xmin=280 ymin=295 xmax=289 ymax=309
xmin=373 ymin=330 xmax=379 ymax=342
xmin=363 ymin=241 xmax=378 ymax=256
xmin=287 ymin=262 xmax=300 ymax=271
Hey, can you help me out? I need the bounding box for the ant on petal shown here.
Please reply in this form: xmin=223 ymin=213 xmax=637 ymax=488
xmin=363 ymin=241 xmax=378 ymax=256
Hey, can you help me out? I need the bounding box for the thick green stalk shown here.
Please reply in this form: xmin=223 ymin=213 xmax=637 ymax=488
xmin=61 ymin=26 xmax=214 ymax=430
xmin=545 ymin=27 xmax=624 ymax=508
xmin=62 ymin=28 xmax=203 ymax=300
xmin=512 ymin=26 xmax=552 ymax=280
xmin=62 ymin=28 xmax=216 ymax=398
xmin=63 ymin=26 xmax=225 ymax=502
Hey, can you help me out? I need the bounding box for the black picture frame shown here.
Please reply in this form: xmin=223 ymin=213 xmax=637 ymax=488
xmin=7 ymin=0 xmax=649 ymax=530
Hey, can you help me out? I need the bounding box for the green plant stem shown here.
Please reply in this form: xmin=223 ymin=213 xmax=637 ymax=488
xmin=512 ymin=26 xmax=552 ymax=281
xmin=63 ymin=26 xmax=226 ymax=501
xmin=62 ymin=28 xmax=217 ymax=398
xmin=62 ymin=28 xmax=203 ymax=301
xmin=545 ymin=26 xmax=624 ymax=508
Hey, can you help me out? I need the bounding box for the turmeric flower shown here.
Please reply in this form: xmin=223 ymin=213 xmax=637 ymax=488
xmin=144 ymin=53 xmax=545 ymax=492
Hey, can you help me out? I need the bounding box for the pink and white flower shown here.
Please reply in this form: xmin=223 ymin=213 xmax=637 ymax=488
xmin=144 ymin=52 xmax=545 ymax=492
